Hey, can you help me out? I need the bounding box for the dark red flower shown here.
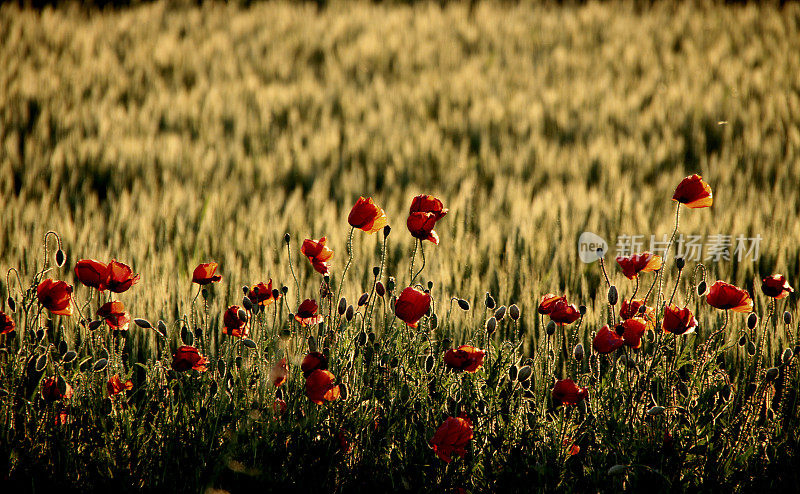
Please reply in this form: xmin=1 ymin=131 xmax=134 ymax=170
xmin=662 ymin=305 xmax=698 ymax=335
xmin=192 ymin=262 xmax=222 ymax=285
xmin=394 ymin=287 xmax=432 ymax=328
xmin=592 ymin=324 xmax=624 ymax=354
xmin=295 ymin=299 xmax=323 ymax=326
xmin=103 ymin=259 xmax=140 ymax=293
xmin=444 ymin=345 xmax=486 ymax=373
xmin=222 ymin=305 xmax=247 ymax=337
xmin=37 ymin=279 xmax=73 ymax=316
xmin=97 ymin=300 xmax=130 ymax=330
xmin=273 ymin=398 xmax=287 ymax=416
xmin=761 ymin=274 xmax=793 ymax=300
xmin=41 ymin=377 xmax=73 ymax=401
xmin=617 ymin=317 xmax=647 ymax=349
xmin=549 ymin=298 xmax=580 ymax=325
xmin=301 ymin=237 xmax=334 ymax=275
xmin=301 ymin=351 xmax=329 ymax=377
xmin=673 ymin=174 xmax=713 ymax=209
xmin=407 ymin=194 xmax=448 ymax=244
xmin=706 ymin=281 xmax=753 ymax=312
xmin=270 ymin=358 xmax=288 ymax=387
xmin=338 ymin=428 xmax=354 ymax=454
xmin=348 ymin=196 xmax=388 ymax=234
xmin=74 ymin=259 xmax=107 ymax=289
xmin=248 ymin=279 xmax=280 ymax=306
xmin=616 ymin=252 xmax=663 ymax=280
xmin=538 ymin=293 xmax=565 ymax=315
xmin=552 ymin=378 xmax=588 ymax=406
xmin=619 ymin=298 xmax=653 ymax=321
xmin=1 ymin=311 xmax=15 ymax=335
xmin=172 ymin=345 xmax=209 ymax=372
xmin=430 ymin=415 xmax=473 ymax=463
xmin=305 ymin=369 xmax=340 ymax=405
xmin=107 ymin=374 xmax=133 ymax=396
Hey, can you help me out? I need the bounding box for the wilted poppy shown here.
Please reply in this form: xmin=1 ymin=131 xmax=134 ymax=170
xmin=97 ymin=300 xmax=131 ymax=331
xmin=301 ymin=351 xmax=328 ymax=377
xmin=552 ymin=378 xmax=588 ymax=406
xmin=295 ymin=299 xmax=323 ymax=326
xmin=617 ymin=318 xmax=647 ymax=349
xmin=103 ymin=259 xmax=140 ymax=293
xmin=306 ymin=369 xmax=340 ymax=405
xmin=673 ymin=174 xmax=713 ymax=209
xmin=192 ymin=262 xmax=222 ymax=285
xmin=394 ymin=287 xmax=432 ymax=328
xmin=592 ymin=324 xmax=624 ymax=354
xmin=248 ymin=280 xmax=280 ymax=306
xmin=430 ymin=415 xmax=473 ymax=463
xmin=222 ymin=305 xmax=247 ymax=337
xmin=706 ymin=281 xmax=753 ymax=312
xmin=1 ymin=311 xmax=15 ymax=335
xmin=407 ymin=194 xmax=448 ymax=244
xmin=444 ymin=345 xmax=486 ymax=373
xmin=172 ymin=345 xmax=209 ymax=372
xmin=107 ymin=374 xmax=133 ymax=396
xmin=538 ymin=294 xmax=565 ymax=315
xmin=662 ymin=305 xmax=698 ymax=335
xmin=619 ymin=299 xmax=653 ymax=321
xmin=348 ymin=196 xmax=388 ymax=234
xmin=549 ymin=298 xmax=581 ymax=325
xmin=301 ymin=237 xmax=334 ymax=276
xmin=41 ymin=377 xmax=73 ymax=401
xmin=270 ymin=358 xmax=288 ymax=387
xmin=616 ymin=252 xmax=663 ymax=280
xmin=37 ymin=279 xmax=73 ymax=316
xmin=74 ymin=259 xmax=107 ymax=289
xmin=761 ymin=274 xmax=793 ymax=300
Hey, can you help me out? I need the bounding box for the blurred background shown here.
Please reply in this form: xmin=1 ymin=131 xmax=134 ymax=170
xmin=1 ymin=0 xmax=799 ymax=340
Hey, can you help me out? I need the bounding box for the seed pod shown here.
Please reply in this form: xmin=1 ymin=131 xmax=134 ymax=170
xmin=546 ymin=320 xmax=556 ymax=336
xmin=427 ymin=281 xmax=434 ymax=290
xmin=738 ymin=334 xmax=747 ymax=347
xmin=495 ymin=306 xmax=507 ymax=320
xmin=579 ymin=305 xmax=587 ymax=315
xmin=517 ymin=365 xmax=532 ymax=382
xmin=675 ymin=257 xmax=685 ymax=270
xmin=383 ymin=225 xmax=391 ymax=237
xmin=484 ymin=293 xmax=496 ymax=310
xmin=358 ymin=293 xmax=369 ymax=307
xmin=272 ymin=288 xmax=281 ymax=299
xmin=784 ymin=311 xmax=793 ymax=325
xmin=765 ymin=367 xmax=779 ymax=381
xmin=646 ymin=406 xmax=665 ymax=416
xmin=485 ymin=317 xmax=497 ymax=335
xmin=608 ymin=286 xmax=618 ymax=306
xmin=281 ymin=285 xmax=289 ymax=294
xmin=508 ymin=365 xmax=518 ymax=381
xmin=386 ymin=277 xmax=395 ymax=293
xmin=335 ymin=297 xmax=347 ymax=315
xmin=242 ymin=339 xmax=257 ymax=349
xmin=284 ymin=233 xmax=291 ymax=244
xmin=457 ymin=299 xmax=470 ymax=311
xmin=345 ymin=305 xmax=355 ymax=321
xmin=509 ymin=304 xmax=520 ymax=321
xmin=782 ymin=348 xmax=793 ymax=365
xmin=747 ymin=312 xmax=758 ymax=330
xmin=573 ymin=343 xmax=584 ymax=361
xmin=7 ymin=297 xmax=15 ymax=313
xmin=747 ymin=341 xmax=756 ymax=356
xmin=697 ymin=281 xmax=707 ymax=296
xmin=55 ymin=249 xmax=65 ymax=267
xmin=375 ymin=282 xmax=385 ymax=297
xmin=237 ymin=309 xmax=248 ymax=322
xmin=242 ymin=296 xmax=253 ymax=311
xmin=93 ymin=358 xmax=108 ymax=372
xmin=134 ymin=318 xmax=152 ymax=329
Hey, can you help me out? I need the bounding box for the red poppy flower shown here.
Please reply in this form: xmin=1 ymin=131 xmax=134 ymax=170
xmin=37 ymin=279 xmax=73 ymax=316
xmin=270 ymin=358 xmax=288 ymax=387
xmin=552 ymin=378 xmax=589 ymax=406
xmin=97 ymin=300 xmax=131 ymax=331
xmin=103 ymin=259 xmax=140 ymax=293
xmin=301 ymin=237 xmax=334 ymax=276
xmin=348 ymin=196 xmax=388 ymax=234
xmin=617 ymin=317 xmax=647 ymax=349
xmin=444 ymin=345 xmax=486 ymax=373
xmin=549 ymin=298 xmax=580 ymax=325
xmin=394 ymin=287 xmax=432 ymax=328
xmin=172 ymin=345 xmax=209 ymax=372
xmin=1 ymin=311 xmax=15 ymax=335
xmin=107 ymin=374 xmax=133 ymax=396
xmin=192 ymin=262 xmax=222 ymax=285
xmin=761 ymin=274 xmax=793 ymax=300
xmin=538 ymin=293 xmax=565 ymax=315
xmin=273 ymin=398 xmax=288 ymax=416
xmin=338 ymin=428 xmax=354 ymax=454
xmin=430 ymin=415 xmax=473 ymax=463
xmin=41 ymin=377 xmax=73 ymax=401
xmin=407 ymin=194 xmax=448 ymax=244
xmin=672 ymin=174 xmax=713 ymax=209
xmin=616 ymin=252 xmax=663 ymax=280
xmin=306 ymin=369 xmax=340 ymax=405
xmin=295 ymin=299 xmax=323 ymax=326
xmin=222 ymin=305 xmax=247 ymax=337
xmin=706 ymin=281 xmax=753 ymax=312
xmin=301 ymin=351 xmax=329 ymax=377
xmin=74 ymin=259 xmax=107 ymax=289
xmin=662 ymin=305 xmax=698 ymax=335
xmin=619 ymin=299 xmax=653 ymax=321
xmin=248 ymin=280 xmax=280 ymax=306
xmin=592 ymin=324 xmax=625 ymax=354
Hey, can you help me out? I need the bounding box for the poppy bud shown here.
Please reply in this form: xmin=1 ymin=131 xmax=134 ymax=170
xmin=383 ymin=225 xmax=391 ymax=237
xmin=7 ymin=297 xmax=15 ymax=313
xmin=484 ymin=293 xmax=496 ymax=310
xmin=338 ymin=297 xmax=347 ymax=315
xmin=509 ymin=304 xmax=520 ymax=321
xmin=242 ymin=285 xmax=249 ymax=294
xmin=784 ymin=311 xmax=793 ymax=325
xmin=441 ymin=338 xmax=452 ymax=350
xmin=284 ymin=233 xmax=291 ymax=244
xmin=546 ymin=320 xmax=556 ymax=336
xmin=375 ymin=282 xmax=385 ymax=297
xmin=738 ymin=334 xmax=747 ymax=347
xmin=88 ymin=320 xmax=102 ymax=331
xmin=272 ymin=288 xmax=281 ymax=299
xmin=747 ymin=312 xmax=758 ymax=330
xmin=55 ymin=249 xmax=65 ymax=267
xmin=458 ymin=299 xmax=470 ymax=311
xmin=782 ymin=348 xmax=793 ymax=364
xmin=697 ymin=280 xmax=707 ymax=296
xmin=608 ymin=286 xmax=618 ymax=306
xmin=675 ymin=257 xmax=685 ymax=270
xmin=579 ymin=305 xmax=587 ymax=315
xmin=345 ymin=305 xmax=354 ymax=321
xmin=430 ymin=313 xmax=438 ymax=329
xmin=358 ymin=293 xmax=369 ymax=307
xmin=242 ymin=296 xmax=253 ymax=311
xmin=747 ymin=341 xmax=756 ymax=355
xmin=288 ymin=312 xmax=295 ymax=321
xmin=508 ymin=365 xmax=517 ymax=381
xmin=201 ymin=288 xmax=208 ymax=299
xmin=485 ymin=316 xmax=497 ymax=335
xmin=134 ymin=318 xmax=152 ymax=329
xmin=765 ymin=367 xmax=779 ymax=381
xmin=281 ymin=285 xmax=289 ymax=294
xmin=372 ymin=266 xmax=380 ymax=277
xmin=324 ymin=275 xmax=330 ymax=285
xmin=237 ymin=308 xmax=248 ymax=322
xmin=495 ymin=305 xmax=506 ymax=320
xmin=386 ymin=277 xmax=395 ymax=293
xmin=646 ymin=405 xmax=665 ymax=416
xmin=427 ymin=281 xmax=433 ymax=290
xmin=573 ymin=343 xmax=584 ymax=361
xmin=157 ymin=319 xmax=167 ymax=333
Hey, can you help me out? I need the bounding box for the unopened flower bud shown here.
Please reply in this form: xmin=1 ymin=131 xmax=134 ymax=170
xmin=457 ymin=299 xmax=470 ymax=311
xmin=579 ymin=305 xmax=587 ymax=315
xmin=495 ymin=305 xmax=506 ymax=320
xmin=284 ymin=233 xmax=291 ymax=244
xmin=358 ymin=293 xmax=369 ymax=307
xmin=372 ymin=266 xmax=380 ymax=277
xmin=675 ymin=257 xmax=685 ymax=270
xmin=281 ymin=285 xmax=288 ymax=294
xmin=427 ymin=281 xmax=433 ymax=290
xmin=386 ymin=277 xmax=395 ymax=293
xmin=55 ymin=249 xmax=65 ymax=267
xmin=272 ymin=288 xmax=281 ymax=299
xmin=375 ymin=282 xmax=385 ymax=297
xmin=484 ymin=292 xmax=496 ymax=310
xmin=338 ymin=297 xmax=347 ymax=315
xmin=784 ymin=311 xmax=793 ymax=325
xmin=345 ymin=305 xmax=354 ymax=321
xmin=546 ymin=320 xmax=556 ymax=336
xmin=237 ymin=309 xmax=248 ymax=322
xmin=509 ymin=304 xmax=520 ymax=321
xmin=782 ymin=348 xmax=793 ymax=365
xmin=573 ymin=343 xmax=584 ymax=361
xmin=242 ymin=296 xmax=253 ymax=311
xmin=242 ymin=285 xmax=249 ymax=294
xmin=383 ymin=225 xmax=391 ymax=237
xmin=608 ymin=286 xmax=618 ymax=306
xmin=697 ymin=281 xmax=707 ymax=296
xmin=747 ymin=312 xmax=758 ymax=330
xmin=485 ymin=316 xmax=497 ymax=335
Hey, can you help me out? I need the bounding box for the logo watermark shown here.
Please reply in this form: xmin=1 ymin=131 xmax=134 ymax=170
xmin=579 ymin=232 xmax=762 ymax=263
